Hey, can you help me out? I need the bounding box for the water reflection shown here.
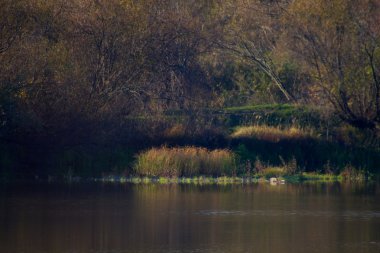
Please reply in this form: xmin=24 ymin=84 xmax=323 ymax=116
xmin=0 ymin=183 xmax=380 ymax=253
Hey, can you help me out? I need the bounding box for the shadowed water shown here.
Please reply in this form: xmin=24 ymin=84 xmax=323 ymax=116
xmin=1 ymin=182 xmax=380 ymax=253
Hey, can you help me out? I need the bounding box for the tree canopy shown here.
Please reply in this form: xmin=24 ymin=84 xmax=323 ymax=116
xmin=1 ymin=0 xmax=380 ymax=148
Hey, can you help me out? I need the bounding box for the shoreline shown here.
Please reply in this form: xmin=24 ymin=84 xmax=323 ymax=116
xmin=86 ymin=172 xmax=372 ymax=184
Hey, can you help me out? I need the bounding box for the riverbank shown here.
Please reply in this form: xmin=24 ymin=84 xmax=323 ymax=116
xmin=96 ymin=175 xmax=327 ymax=185
xmin=61 ymin=170 xmax=373 ymax=185
xmin=1 ymin=105 xmax=380 ymax=183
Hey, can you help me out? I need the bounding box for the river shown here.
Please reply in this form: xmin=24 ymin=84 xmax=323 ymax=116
xmin=1 ymin=182 xmax=380 ymax=253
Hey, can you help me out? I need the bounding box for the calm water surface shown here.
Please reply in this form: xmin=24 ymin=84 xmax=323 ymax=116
xmin=1 ymin=183 xmax=380 ymax=253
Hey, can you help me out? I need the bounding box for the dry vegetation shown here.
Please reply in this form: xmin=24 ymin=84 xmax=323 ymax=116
xmin=134 ymin=147 xmax=236 ymax=177
xmin=231 ymin=125 xmax=316 ymax=142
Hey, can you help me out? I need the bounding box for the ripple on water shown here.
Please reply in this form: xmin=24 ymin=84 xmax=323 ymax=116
xmin=195 ymin=210 xmax=247 ymax=216
xmin=195 ymin=209 xmax=380 ymax=220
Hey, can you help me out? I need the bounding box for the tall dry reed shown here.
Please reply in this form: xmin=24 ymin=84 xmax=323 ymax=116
xmin=134 ymin=146 xmax=236 ymax=177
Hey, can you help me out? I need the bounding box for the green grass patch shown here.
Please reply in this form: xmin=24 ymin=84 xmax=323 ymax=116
xmin=224 ymin=104 xmax=300 ymax=113
xmin=224 ymin=104 xmax=316 ymax=120
xmin=301 ymin=172 xmax=342 ymax=182
xmin=223 ymin=103 xmax=324 ymax=129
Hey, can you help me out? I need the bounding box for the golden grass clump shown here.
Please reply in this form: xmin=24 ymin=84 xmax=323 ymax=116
xmin=134 ymin=146 xmax=236 ymax=177
xmin=258 ymin=167 xmax=286 ymax=178
xmin=231 ymin=125 xmax=314 ymax=142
